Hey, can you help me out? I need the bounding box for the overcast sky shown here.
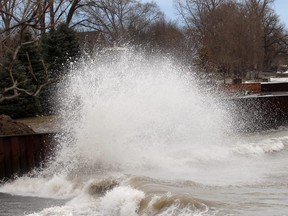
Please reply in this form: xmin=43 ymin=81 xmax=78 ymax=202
xmin=145 ymin=0 xmax=288 ymax=27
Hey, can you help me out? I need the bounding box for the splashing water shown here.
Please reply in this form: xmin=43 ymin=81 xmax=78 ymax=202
xmin=50 ymin=48 xmax=232 ymax=179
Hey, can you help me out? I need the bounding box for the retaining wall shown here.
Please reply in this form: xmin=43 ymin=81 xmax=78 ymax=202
xmin=228 ymin=94 xmax=288 ymax=132
xmin=0 ymin=133 xmax=56 ymax=181
xmin=261 ymin=82 xmax=288 ymax=92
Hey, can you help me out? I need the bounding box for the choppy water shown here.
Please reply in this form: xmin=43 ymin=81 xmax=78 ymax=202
xmin=1 ymin=48 xmax=288 ymax=215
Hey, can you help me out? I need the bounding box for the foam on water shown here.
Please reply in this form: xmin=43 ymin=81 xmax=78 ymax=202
xmin=21 ymin=174 xmax=217 ymax=216
xmin=25 ymin=185 xmax=214 ymax=216
xmin=234 ymin=138 xmax=286 ymax=156
xmin=0 ymin=174 xmax=82 ymax=199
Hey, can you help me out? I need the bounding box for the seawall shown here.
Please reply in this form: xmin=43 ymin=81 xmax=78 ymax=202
xmin=0 ymin=133 xmax=56 ymax=181
xmin=224 ymin=82 xmax=288 ymax=131
xmin=228 ymin=94 xmax=288 ymax=131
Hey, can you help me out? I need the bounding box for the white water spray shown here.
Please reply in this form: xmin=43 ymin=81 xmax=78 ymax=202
xmin=50 ymin=48 xmax=232 ymax=178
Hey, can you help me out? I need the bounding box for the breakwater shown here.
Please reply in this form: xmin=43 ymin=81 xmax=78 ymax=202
xmin=224 ymin=82 xmax=288 ymax=131
xmin=0 ymin=133 xmax=56 ymax=181
xmin=228 ymin=94 xmax=288 ymax=131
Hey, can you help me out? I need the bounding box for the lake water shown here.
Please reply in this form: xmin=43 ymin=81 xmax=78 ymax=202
xmin=1 ymin=127 xmax=288 ymax=215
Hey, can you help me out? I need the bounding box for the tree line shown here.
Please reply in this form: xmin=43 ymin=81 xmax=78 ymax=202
xmin=0 ymin=0 xmax=288 ymax=117
xmin=176 ymin=0 xmax=288 ymax=81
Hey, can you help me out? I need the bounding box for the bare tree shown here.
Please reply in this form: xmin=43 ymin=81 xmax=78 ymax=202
xmin=0 ymin=1 xmax=49 ymax=101
xmin=175 ymin=0 xmax=288 ymax=82
xmin=0 ymin=40 xmax=53 ymax=102
xmin=0 ymin=0 xmax=17 ymax=36
xmin=176 ymin=0 xmax=246 ymax=78
xmin=80 ymin=0 xmax=163 ymax=45
xmin=46 ymin=0 xmax=86 ymax=29
xmin=261 ymin=5 xmax=288 ymax=70
xmin=0 ymin=0 xmax=86 ymax=37
xmin=0 ymin=0 xmax=85 ymax=102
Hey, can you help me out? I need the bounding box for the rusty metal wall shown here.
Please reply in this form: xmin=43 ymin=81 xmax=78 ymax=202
xmin=0 ymin=133 xmax=56 ymax=181
xmin=228 ymin=95 xmax=288 ymax=132
xmin=223 ymin=83 xmax=262 ymax=93
xmin=262 ymin=82 xmax=288 ymax=92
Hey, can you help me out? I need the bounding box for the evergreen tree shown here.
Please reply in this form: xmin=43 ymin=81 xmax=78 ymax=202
xmin=0 ymin=32 xmax=43 ymax=118
xmin=41 ymin=23 xmax=80 ymax=78
xmin=0 ymin=24 xmax=80 ymax=117
xmin=40 ymin=23 xmax=80 ymax=115
xmin=17 ymin=31 xmax=46 ymax=86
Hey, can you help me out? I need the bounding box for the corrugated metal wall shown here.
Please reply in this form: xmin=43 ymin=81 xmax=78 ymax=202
xmin=0 ymin=133 xmax=56 ymax=181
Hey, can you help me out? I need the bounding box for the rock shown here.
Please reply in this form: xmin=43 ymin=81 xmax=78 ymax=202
xmin=0 ymin=115 xmax=35 ymax=135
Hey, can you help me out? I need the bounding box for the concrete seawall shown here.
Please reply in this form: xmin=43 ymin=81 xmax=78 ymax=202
xmin=0 ymin=133 xmax=56 ymax=181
